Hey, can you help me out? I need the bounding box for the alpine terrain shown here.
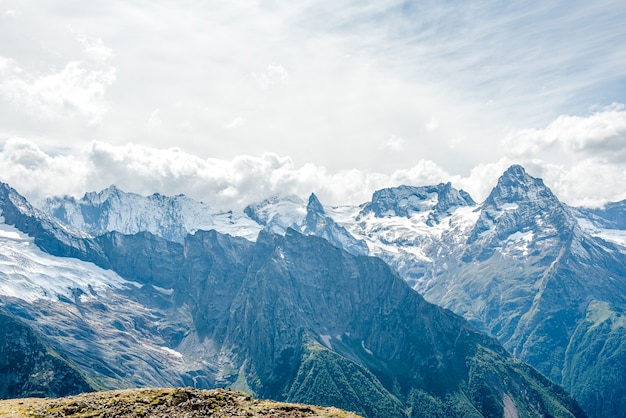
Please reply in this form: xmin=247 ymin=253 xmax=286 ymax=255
xmin=325 ymin=165 xmax=625 ymax=418
xmin=0 ymin=181 xmax=587 ymax=417
xmin=41 ymin=165 xmax=626 ymax=417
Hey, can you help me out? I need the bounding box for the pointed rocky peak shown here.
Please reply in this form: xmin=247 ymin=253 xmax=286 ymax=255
xmin=0 ymin=182 xmax=37 ymax=218
xmin=302 ymin=194 xmax=368 ymax=256
xmin=360 ymin=185 xmax=439 ymax=218
xmin=306 ymin=193 xmax=325 ymax=215
xmin=466 ymin=165 xmax=574 ymax=256
xmin=0 ymin=181 xmax=10 ymax=194
xmin=360 ymin=183 xmax=474 ymax=219
xmin=485 ymin=165 xmax=558 ymax=209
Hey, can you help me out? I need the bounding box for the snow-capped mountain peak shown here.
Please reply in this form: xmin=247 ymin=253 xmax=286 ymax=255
xmin=466 ymin=165 xmax=574 ymax=253
xmin=484 ymin=164 xmax=557 ymax=208
xmin=243 ymin=194 xmax=307 ymax=235
xmin=41 ymin=186 xmax=262 ymax=242
xmin=359 ymin=183 xmax=474 ymax=220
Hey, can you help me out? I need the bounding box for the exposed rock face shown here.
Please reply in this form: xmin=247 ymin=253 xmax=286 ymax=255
xmin=360 ymin=183 xmax=474 ymax=220
xmin=0 ymin=311 xmax=93 ymax=399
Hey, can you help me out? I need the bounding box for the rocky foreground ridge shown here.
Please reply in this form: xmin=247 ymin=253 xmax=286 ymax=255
xmin=0 ymin=387 xmax=359 ymax=417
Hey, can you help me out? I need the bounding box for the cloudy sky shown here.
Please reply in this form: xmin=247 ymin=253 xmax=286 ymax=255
xmin=1 ymin=0 xmax=626 ymax=209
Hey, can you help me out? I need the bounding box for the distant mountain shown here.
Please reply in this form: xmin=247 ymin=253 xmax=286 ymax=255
xmin=360 ymin=182 xmax=474 ymax=221
xmin=0 ymin=181 xmax=585 ymax=417
xmin=41 ymin=185 xmax=261 ymax=243
xmin=574 ymin=199 xmax=626 ymax=230
xmin=33 ymin=167 xmax=626 ymax=417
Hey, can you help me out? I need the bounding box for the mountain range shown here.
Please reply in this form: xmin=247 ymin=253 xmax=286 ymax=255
xmin=1 ymin=165 xmax=622 ymax=417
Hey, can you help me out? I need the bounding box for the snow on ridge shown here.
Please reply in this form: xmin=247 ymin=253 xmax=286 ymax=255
xmin=160 ymin=346 xmax=184 ymax=359
xmin=41 ymin=187 xmax=264 ymax=243
xmin=319 ymin=334 xmax=332 ymax=349
xmin=576 ymin=217 xmax=626 ymax=248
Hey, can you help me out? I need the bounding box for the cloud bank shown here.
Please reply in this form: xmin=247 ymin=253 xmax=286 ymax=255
xmin=3 ymin=106 xmax=626 ymax=211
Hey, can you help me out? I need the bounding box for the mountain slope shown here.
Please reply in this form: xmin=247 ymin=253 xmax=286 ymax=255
xmin=226 ymin=229 xmax=584 ymax=417
xmin=0 ymin=310 xmax=94 ymax=399
xmin=329 ymin=166 xmax=626 ymax=418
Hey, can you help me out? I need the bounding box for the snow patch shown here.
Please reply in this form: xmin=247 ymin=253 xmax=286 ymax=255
xmin=507 ymin=231 xmax=533 ymax=243
xmin=161 ymin=346 xmax=184 ymax=359
xmin=503 ymin=394 xmax=519 ymax=418
xmin=501 ymin=203 xmax=519 ymax=211
xmin=319 ymin=334 xmax=332 ymax=349
xmin=361 ymin=340 xmax=373 ymax=355
xmin=577 ymin=217 xmax=626 ymax=248
xmin=153 ymin=285 xmax=174 ymax=296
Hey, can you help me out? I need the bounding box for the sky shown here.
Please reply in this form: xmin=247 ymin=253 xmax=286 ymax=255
xmin=1 ymin=0 xmax=626 ymax=209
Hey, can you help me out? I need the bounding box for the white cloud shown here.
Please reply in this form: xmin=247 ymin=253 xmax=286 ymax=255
xmin=252 ymin=64 xmax=289 ymax=90
xmin=0 ymin=38 xmax=116 ymax=124
xmin=501 ymin=104 xmax=626 ymax=162
xmin=0 ymin=138 xmax=91 ymax=199
xmin=425 ymin=117 xmax=439 ymax=132
xmin=2 ymin=2 xmax=625 ymax=175
xmin=0 ymin=139 xmax=444 ymax=209
xmin=518 ymin=160 xmax=626 ymax=208
xmin=1 ymin=2 xmax=626 ymax=211
xmin=1 ymin=139 xmax=625 ymax=210
xmin=77 ymin=34 xmax=113 ymax=63
xmin=2 ymin=9 xmax=17 ymax=19
xmin=380 ymin=135 xmax=405 ymax=151
xmin=223 ymin=116 xmax=245 ymax=129
xmin=450 ymin=158 xmax=517 ymax=203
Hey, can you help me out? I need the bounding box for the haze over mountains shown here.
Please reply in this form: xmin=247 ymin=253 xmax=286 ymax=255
xmin=2 ymin=165 xmax=624 ymax=417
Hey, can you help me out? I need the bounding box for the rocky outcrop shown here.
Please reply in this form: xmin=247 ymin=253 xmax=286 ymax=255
xmin=0 ymin=387 xmax=360 ymax=417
